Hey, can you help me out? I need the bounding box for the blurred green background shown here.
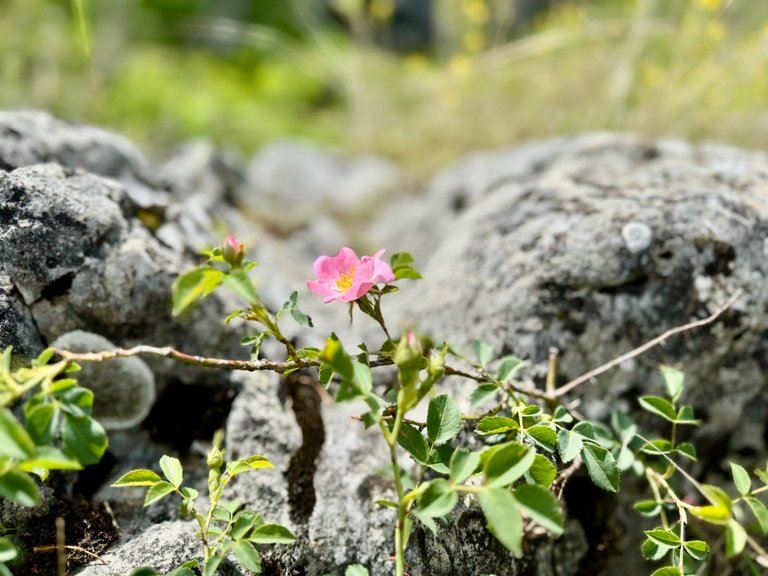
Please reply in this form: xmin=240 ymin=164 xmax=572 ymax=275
xmin=1 ymin=0 xmax=766 ymax=177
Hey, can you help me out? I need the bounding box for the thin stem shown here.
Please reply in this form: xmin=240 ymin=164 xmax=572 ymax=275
xmin=553 ymin=289 xmax=743 ymax=398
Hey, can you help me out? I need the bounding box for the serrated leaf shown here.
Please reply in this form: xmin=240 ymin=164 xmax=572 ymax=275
xmin=660 ymin=366 xmax=684 ymax=401
xmin=24 ymin=403 xmax=56 ymax=445
xmin=469 ymin=383 xmax=498 ymax=408
xmin=19 ymin=446 xmax=82 ymax=471
xmin=640 ymin=438 xmax=674 ymax=455
xmin=61 ymin=414 xmax=108 ymax=465
xmin=529 ymin=454 xmax=557 ymax=487
xmin=231 ymin=511 xmax=261 ymax=540
xmin=224 ymin=268 xmax=259 ymax=305
xmin=226 ymin=455 xmax=273 ymax=477
xmin=345 ymin=565 xmax=370 ymax=576
xmin=496 ymin=356 xmax=524 ymax=381
xmin=553 ymin=406 xmax=573 ymax=424
xmin=688 ymin=505 xmax=730 ymax=525
xmin=475 ymin=416 xmax=518 ymax=435
xmin=483 ymin=442 xmax=536 ymax=488
xmin=57 ymin=386 xmax=94 ymax=418
xmin=394 ymin=267 xmax=422 ymax=280
xmin=644 ymin=529 xmax=681 ymax=547
xmin=416 ymin=479 xmax=457 ymax=518
xmin=159 ymin=455 xmax=183 ymax=487
xmin=701 ymin=484 xmax=732 ymax=511
xmin=675 ymin=442 xmax=697 ymax=461
xmin=581 ymin=444 xmax=620 ymax=492
xmin=427 ymin=443 xmax=454 ymax=474
xmin=0 ymin=470 xmax=40 ymax=506
xmin=641 ymin=538 xmax=671 ymax=561
xmin=234 ymin=541 xmax=262 ymax=572
xmin=144 ymin=481 xmax=175 ymax=506
xmin=557 ymin=429 xmax=583 ymax=463
xmin=514 ymin=484 xmax=563 ymax=535
xmin=427 ymin=395 xmax=461 ymax=445
xmin=725 ymin=519 xmax=747 ymax=558
xmin=650 ymin=567 xmax=681 ymax=576
xmin=472 ymin=340 xmax=494 ymax=368
xmin=397 ymin=423 xmax=429 ymax=465
xmin=730 ymin=463 xmax=751 ymax=496
xmin=744 ymin=496 xmax=768 ymax=533
xmin=171 ymin=267 xmax=224 ymax=316
xmin=638 ymin=396 xmax=677 ymax=422
xmin=0 ymin=408 xmax=36 ymax=460
xmin=526 ymin=424 xmax=557 ymax=452
xmin=449 ymin=449 xmax=481 ymax=484
xmin=683 ymin=540 xmax=709 ymax=561
xmin=477 ymin=488 xmax=523 ymax=557
xmin=249 ymin=523 xmax=296 ymax=544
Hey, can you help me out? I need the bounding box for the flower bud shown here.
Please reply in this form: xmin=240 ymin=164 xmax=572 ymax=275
xmin=221 ymin=235 xmax=245 ymax=268
xmin=394 ymin=331 xmax=423 ymax=372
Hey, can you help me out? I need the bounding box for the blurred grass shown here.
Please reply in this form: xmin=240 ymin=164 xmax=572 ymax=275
xmin=0 ymin=0 xmax=766 ymax=178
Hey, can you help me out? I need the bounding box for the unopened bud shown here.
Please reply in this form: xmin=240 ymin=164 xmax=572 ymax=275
xmin=221 ymin=235 xmax=245 ymax=268
xmin=395 ymin=331 xmax=423 ymax=372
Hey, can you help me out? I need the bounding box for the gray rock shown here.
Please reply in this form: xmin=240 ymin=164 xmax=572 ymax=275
xmin=0 ymin=110 xmax=167 ymax=210
xmin=0 ymin=274 xmax=44 ymax=363
xmin=621 ymin=222 xmax=653 ymax=254
xmin=243 ymin=139 xmax=400 ymax=230
xmin=73 ymin=520 xmax=201 ymax=576
xmin=51 ymin=331 xmax=156 ymax=430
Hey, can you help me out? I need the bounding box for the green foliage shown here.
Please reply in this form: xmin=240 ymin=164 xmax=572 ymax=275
xmin=114 ymin=432 xmax=293 ymax=575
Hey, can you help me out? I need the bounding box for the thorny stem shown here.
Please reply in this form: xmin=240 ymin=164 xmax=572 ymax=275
xmin=379 ymin=405 xmax=408 ymax=576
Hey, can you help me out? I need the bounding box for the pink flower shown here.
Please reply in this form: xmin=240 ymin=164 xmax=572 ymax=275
xmin=307 ymin=247 xmax=395 ymax=303
xmin=221 ymin=234 xmax=245 ymax=267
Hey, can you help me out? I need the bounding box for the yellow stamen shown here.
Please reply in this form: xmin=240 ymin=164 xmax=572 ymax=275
xmin=336 ymin=267 xmax=356 ymax=293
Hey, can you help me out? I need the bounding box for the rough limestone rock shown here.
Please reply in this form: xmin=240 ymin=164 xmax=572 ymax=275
xmin=244 ymin=139 xmax=400 ymax=231
xmin=397 ymin=134 xmax=768 ymax=441
xmin=0 ymin=274 xmax=44 ymax=362
xmin=0 ymin=110 xmax=166 ymax=210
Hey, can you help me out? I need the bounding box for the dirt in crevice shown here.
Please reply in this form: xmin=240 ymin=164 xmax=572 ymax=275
xmin=284 ymin=374 xmax=325 ymax=525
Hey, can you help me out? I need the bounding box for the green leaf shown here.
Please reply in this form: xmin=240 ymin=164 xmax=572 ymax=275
xmin=0 ymin=470 xmax=40 ymax=506
xmin=526 ymin=424 xmax=557 ymax=452
xmin=675 ymin=405 xmax=700 ymax=425
xmin=688 ymin=504 xmax=730 ymax=525
xmin=427 ymin=395 xmax=462 ymax=445
xmin=159 ymin=455 xmax=183 ymax=488
xmin=472 ymin=340 xmax=494 ymax=368
xmin=640 ymin=438 xmax=675 ymax=455
xmin=171 ymin=266 xmax=224 ymax=316
xmin=449 ymin=449 xmax=481 ymax=484
xmin=529 ymin=454 xmax=557 ymax=487
xmin=144 ymin=481 xmax=176 ymax=506
xmin=345 ymin=565 xmax=370 ymax=576
xmin=725 ymin=518 xmax=747 ymax=558
xmin=514 ymin=484 xmax=563 ymax=535
xmin=744 ymin=496 xmax=768 ymax=533
xmin=644 ymin=529 xmax=681 ymax=547
xmin=166 ymin=568 xmax=197 ymax=576
xmin=397 ymin=423 xmax=429 ymax=465
xmin=633 ymin=500 xmax=661 ymax=517
xmin=19 ymin=446 xmax=82 ymax=471
xmin=203 ymin=556 xmax=222 ymax=576
xmin=416 ymin=479 xmax=457 ymax=518
xmin=57 ymin=386 xmax=94 ymax=418
xmin=249 ymin=523 xmax=296 ymax=544
xmin=226 ymin=455 xmax=273 ymax=477
xmin=374 ymin=499 xmax=398 ymax=509
xmin=469 ymin=383 xmax=498 ymax=408
xmin=336 ymin=360 xmax=373 ymax=402
xmin=61 ymin=414 xmax=108 ymax=465
xmin=0 ymin=408 xmax=36 ymax=460
xmin=641 ymin=538 xmax=671 ymax=561
xmin=24 ymin=403 xmax=57 ymax=445
xmin=241 ymin=332 xmax=269 ymax=360
xmin=683 ymin=540 xmax=709 ymax=561
xmin=477 ymin=488 xmax=523 ymax=557
xmin=701 ymin=484 xmax=732 ymax=512
xmin=650 ymin=568 xmax=682 ymax=576
xmin=224 ymin=268 xmax=260 ymax=305
xmin=638 ymin=396 xmax=677 ymax=422
xmin=0 ymin=538 xmax=17 ymax=563
xmin=496 ymin=356 xmax=523 ymax=381
xmin=475 ymin=416 xmax=518 ymax=435
xmin=730 ymin=463 xmax=751 ymax=496
xmin=557 ymin=429 xmax=583 ymax=463
xmin=234 ymin=541 xmax=262 ymax=572
xmin=112 ymin=469 xmax=163 ymax=487
xmin=427 ymin=443 xmax=454 ymax=474
xmin=674 ymin=442 xmax=697 ymax=461
xmin=390 ymin=252 xmax=414 ymax=269
xmin=394 ymin=267 xmax=422 ymax=280
xmin=581 ymin=444 xmax=620 ymax=492
xmin=231 ymin=511 xmax=261 ymax=540
xmin=483 ymin=442 xmax=536 ymax=488
xmin=553 ymin=406 xmax=573 ymax=424
xmin=660 ymin=366 xmax=684 ymax=402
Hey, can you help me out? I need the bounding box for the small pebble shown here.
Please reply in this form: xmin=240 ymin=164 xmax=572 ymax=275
xmin=621 ymin=222 xmax=653 ymax=253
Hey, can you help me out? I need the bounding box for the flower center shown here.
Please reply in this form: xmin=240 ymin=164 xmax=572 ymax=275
xmin=335 ymin=267 xmax=356 ymax=293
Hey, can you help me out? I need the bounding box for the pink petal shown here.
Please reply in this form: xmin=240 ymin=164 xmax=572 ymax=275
xmin=361 ymin=249 xmax=394 ymax=283
xmin=341 ymin=281 xmax=374 ymax=301
xmin=312 ymin=247 xmax=360 ymax=282
xmin=306 ymin=279 xmax=340 ymax=303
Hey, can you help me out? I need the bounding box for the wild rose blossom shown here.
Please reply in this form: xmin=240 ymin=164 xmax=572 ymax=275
xmin=307 ymin=247 xmax=395 ymax=303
